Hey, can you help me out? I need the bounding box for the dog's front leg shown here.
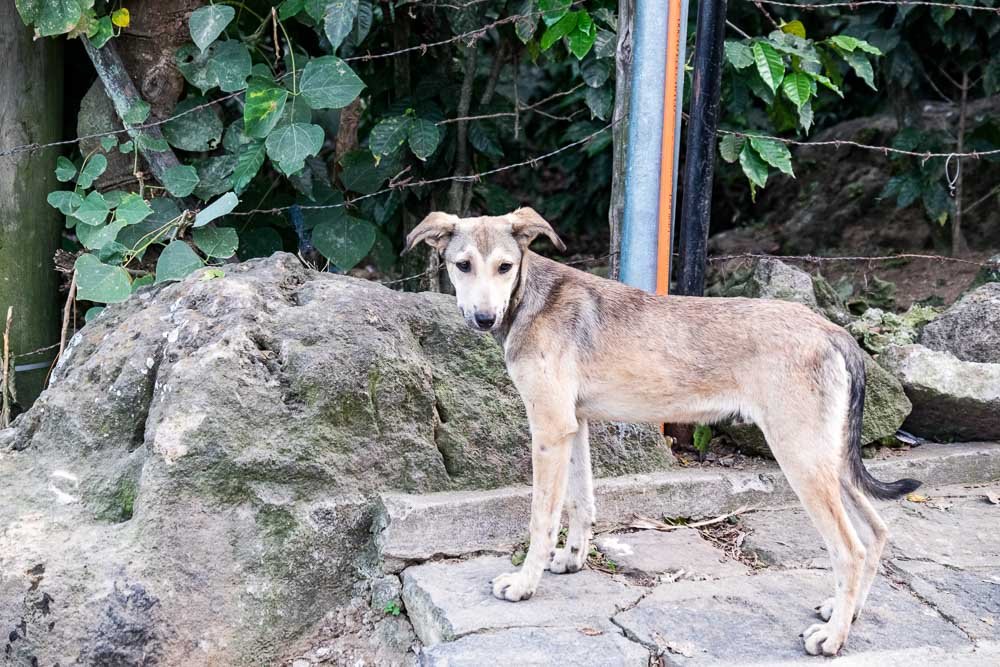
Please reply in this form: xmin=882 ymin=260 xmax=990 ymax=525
xmin=492 ymin=403 xmax=577 ymax=602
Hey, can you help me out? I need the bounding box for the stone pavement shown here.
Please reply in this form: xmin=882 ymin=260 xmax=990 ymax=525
xmin=398 ymin=480 xmax=1000 ymax=666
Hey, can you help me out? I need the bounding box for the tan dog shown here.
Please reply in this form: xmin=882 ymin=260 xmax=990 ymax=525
xmin=403 ymin=208 xmax=920 ymax=657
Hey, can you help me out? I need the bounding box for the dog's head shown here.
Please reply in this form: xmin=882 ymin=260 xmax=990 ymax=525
xmin=403 ymin=207 xmax=565 ymax=332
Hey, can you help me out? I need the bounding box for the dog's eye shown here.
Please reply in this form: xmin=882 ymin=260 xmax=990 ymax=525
xmin=456 ymin=260 xmax=471 ymax=273
xmin=498 ymin=262 xmax=513 ymax=274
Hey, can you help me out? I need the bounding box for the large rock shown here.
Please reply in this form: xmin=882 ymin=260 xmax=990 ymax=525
xmin=880 ymin=344 xmax=1000 ymax=441
xmin=920 ymin=282 xmax=1000 ymax=364
xmin=0 ymin=254 xmax=670 ymax=664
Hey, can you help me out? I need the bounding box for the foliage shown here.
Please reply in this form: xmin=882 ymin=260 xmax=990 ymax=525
xmin=383 ymin=600 xmax=402 ymax=616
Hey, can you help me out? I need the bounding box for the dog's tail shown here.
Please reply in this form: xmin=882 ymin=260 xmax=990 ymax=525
xmin=831 ymin=334 xmax=922 ymax=500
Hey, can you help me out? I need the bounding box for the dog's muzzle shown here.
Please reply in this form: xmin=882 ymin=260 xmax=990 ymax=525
xmin=473 ymin=312 xmax=496 ymax=331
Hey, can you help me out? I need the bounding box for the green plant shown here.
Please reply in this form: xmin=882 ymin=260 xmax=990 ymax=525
xmin=383 ymin=600 xmax=402 ymax=616
xmin=692 ymin=423 xmax=713 ymax=455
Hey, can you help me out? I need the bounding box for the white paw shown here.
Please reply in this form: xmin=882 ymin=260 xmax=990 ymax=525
xmin=802 ymin=622 xmax=845 ymax=656
xmin=491 ymin=571 xmax=536 ymax=602
xmin=548 ymin=546 xmax=585 ymax=574
xmin=815 ymin=597 xmax=859 ymax=622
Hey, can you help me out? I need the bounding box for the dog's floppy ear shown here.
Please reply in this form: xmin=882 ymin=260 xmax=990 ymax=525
xmin=403 ymin=212 xmax=458 ymax=255
xmin=508 ymin=207 xmax=566 ymax=252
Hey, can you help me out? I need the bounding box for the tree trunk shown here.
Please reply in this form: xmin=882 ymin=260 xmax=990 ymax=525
xmin=0 ymin=8 xmax=63 ymax=409
xmin=608 ymin=0 xmax=634 ymax=281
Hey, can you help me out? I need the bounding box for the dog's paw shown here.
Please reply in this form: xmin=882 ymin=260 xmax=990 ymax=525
xmin=815 ymin=597 xmax=860 ymax=623
xmin=548 ymin=546 xmax=585 ymax=574
xmin=801 ymin=622 xmax=845 ymax=656
xmin=491 ymin=571 xmax=536 ymax=602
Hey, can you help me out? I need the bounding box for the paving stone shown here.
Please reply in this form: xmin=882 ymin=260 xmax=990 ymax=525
xmin=612 ymin=570 xmax=970 ymax=664
xmin=401 ymin=556 xmax=643 ymax=646
xmin=890 ymin=560 xmax=1000 ymax=642
xmin=740 ymin=508 xmax=829 ymax=569
xmin=594 ymin=530 xmax=749 ymax=580
xmin=418 ymin=628 xmax=649 ymax=666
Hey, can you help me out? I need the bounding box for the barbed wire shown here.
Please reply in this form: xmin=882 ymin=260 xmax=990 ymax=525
xmin=708 ymin=252 xmax=999 ymax=267
xmin=717 ymin=128 xmax=1000 ymax=160
xmin=746 ymin=1 xmax=1000 ymax=14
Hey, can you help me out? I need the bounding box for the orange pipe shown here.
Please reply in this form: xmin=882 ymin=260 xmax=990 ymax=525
xmin=656 ymin=0 xmax=685 ymax=296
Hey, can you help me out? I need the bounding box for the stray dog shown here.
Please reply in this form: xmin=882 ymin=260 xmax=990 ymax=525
xmin=404 ymin=208 xmax=920 ymax=656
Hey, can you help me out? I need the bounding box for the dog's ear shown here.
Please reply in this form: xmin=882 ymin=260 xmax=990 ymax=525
xmin=403 ymin=212 xmax=458 ymax=255
xmin=508 ymin=207 xmax=566 ymax=253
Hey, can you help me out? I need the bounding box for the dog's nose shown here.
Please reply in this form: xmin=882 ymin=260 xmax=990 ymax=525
xmin=474 ymin=312 xmax=496 ymax=330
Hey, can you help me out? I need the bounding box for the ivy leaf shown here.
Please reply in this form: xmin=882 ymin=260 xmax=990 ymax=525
xmin=206 ymin=40 xmax=252 ymax=93
xmin=89 ymin=16 xmax=113 ymax=48
xmin=752 ymin=41 xmax=784 ymax=94
xmin=75 ymin=254 xmax=132 ymax=304
xmin=312 ymin=216 xmax=376 ymax=270
xmin=781 ymin=72 xmax=812 ymax=110
xmin=232 ymin=141 xmax=266 ymax=193
xmin=155 ymin=241 xmax=204 ymax=283
xmin=719 ymin=135 xmax=745 ymax=164
xmin=407 ymin=119 xmax=441 ymax=161
xmin=55 ymin=156 xmax=77 ymax=182
xmin=193 ymin=226 xmax=239 ymax=258
xmin=279 ymin=0 xmax=307 ymax=20
xmin=189 ymin=5 xmax=235 ymax=52
xmin=738 ymin=142 xmax=769 ymax=190
xmin=176 ymin=43 xmax=215 ymax=94
xmin=749 ymin=136 xmax=794 ymax=177
xmin=369 ymin=116 xmax=412 ymax=160
xmin=100 ymin=136 xmax=118 ymax=152
xmin=163 ymin=97 xmax=223 ymax=151
xmin=73 ymin=191 xmax=111 ymax=226
xmin=265 ymin=123 xmax=325 ymax=175
xmin=540 ymin=11 xmax=578 ymax=51
xmin=724 ymin=40 xmax=754 ymax=69
xmin=77 ymin=154 xmax=108 ymax=189
xmin=323 ymin=0 xmax=359 ymax=51
xmin=194 ymin=192 xmax=240 ymax=228
xmin=193 ymin=155 xmax=237 ymax=201
xmin=77 ymin=218 xmax=127 ymax=251
xmin=162 ymin=165 xmax=201 ymax=197
xmin=115 ymin=193 xmax=154 ymax=226
xmin=539 ymin=0 xmax=571 ymax=27
xmin=47 ymin=190 xmax=83 ymax=215
xmin=244 ymin=76 xmax=289 ymax=139
xmin=299 ymin=56 xmax=366 ymax=109
xmin=20 ymin=0 xmax=88 ymax=38
xmin=339 ymin=150 xmax=390 ymax=194
xmin=123 ymin=99 xmax=150 ymax=126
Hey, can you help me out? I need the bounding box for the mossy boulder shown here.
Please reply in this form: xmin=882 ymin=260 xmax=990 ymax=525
xmin=0 ymin=254 xmax=671 ymax=664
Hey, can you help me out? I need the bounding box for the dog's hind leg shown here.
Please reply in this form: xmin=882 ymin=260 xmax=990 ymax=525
xmin=549 ymin=419 xmax=594 ymax=574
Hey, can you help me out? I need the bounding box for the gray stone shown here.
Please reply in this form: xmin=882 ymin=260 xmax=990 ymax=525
xmin=0 ymin=254 xmax=672 ymax=663
xmin=920 ymin=283 xmax=1000 ymax=364
xmin=741 ymin=508 xmax=829 ymax=569
xmin=890 ymin=561 xmax=1000 ymax=642
xmin=880 ymin=344 xmax=1000 ymax=441
xmin=400 ymin=556 xmax=642 ymax=646
xmin=372 ymin=575 xmax=404 ymax=612
xmin=419 ymin=628 xmax=649 ymax=666
xmin=594 ymin=530 xmax=749 ymax=580
xmin=612 ymin=570 xmax=970 ymax=663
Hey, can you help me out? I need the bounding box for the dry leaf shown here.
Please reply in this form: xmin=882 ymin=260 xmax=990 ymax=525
xmin=906 ymin=493 xmax=929 ymax=503
xmin=578 ymin=627 xmax=603 ymax=636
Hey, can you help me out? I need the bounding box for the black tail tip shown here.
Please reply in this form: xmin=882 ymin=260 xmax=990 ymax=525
xmin=868 ymin=477 xmax=922 ymax=500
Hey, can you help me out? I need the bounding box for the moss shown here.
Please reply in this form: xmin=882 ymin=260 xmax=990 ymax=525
xmin=94 ymin=477 xmax=138 ymax=523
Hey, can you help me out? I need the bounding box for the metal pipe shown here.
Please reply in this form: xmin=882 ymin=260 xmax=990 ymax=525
xmin=677 ymin=0 xmax=728 ymax=296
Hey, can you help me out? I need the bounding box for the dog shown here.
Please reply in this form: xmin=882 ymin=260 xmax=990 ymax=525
xmin=403 ymin=207 xmax=920 ymax=657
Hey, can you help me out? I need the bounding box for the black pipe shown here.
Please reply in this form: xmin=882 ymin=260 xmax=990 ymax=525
xmin=677 ymin=0 xmax=728 ymax=296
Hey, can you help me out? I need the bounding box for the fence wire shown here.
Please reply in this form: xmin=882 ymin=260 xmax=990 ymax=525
xmin=746 ymin=1 xmax=1000 ymax=14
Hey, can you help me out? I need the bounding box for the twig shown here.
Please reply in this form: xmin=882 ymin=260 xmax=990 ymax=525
xmin=1 ymin=307 xmax=13 ymax=428
xmin=628 ymin=506 xmax=752 ymax=532
xmin=58 ymin=271 xmax=79 ymax=362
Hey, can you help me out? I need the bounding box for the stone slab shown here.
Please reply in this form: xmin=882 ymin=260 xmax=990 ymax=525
xmin=740 ymin=508 xmax=829 ymax=569
xmin=594 ymin=530 xmax=749 ymax=580
xmin=612 ymin=570 xmax=970 ymax=664
xmin=418 ymin=628 xmax=649 ymax=666
xmin=891 ymin=560 xmax=1000 ymax=642
xmin=401 ymin=556 xmax=643 ymax=646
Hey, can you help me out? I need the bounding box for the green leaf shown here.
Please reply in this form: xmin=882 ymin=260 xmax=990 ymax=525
xmin=84 ymin=306 xmax=105 ymax=323
xmin=75 ymin=254 xmax=132 ymax=304
xmin=830 ymin=35 xmax=882 ymax=56
xmin=232 ymin=141 xmax=266 ymax=193
xmin=540 ymin=11 xmax=578 ymax=51
xmin=842 ymin=50 xmax=876 ymax=90
xmin=244 ymin=77 xmax=289 ymax=139
xmin=581 ymin=56 xmax=611 ymax=87
xmin=163 ymin=97 xmax=223 ymax=151
xmin=201 ymin=268 xmax=225 ymax=281
xmin=781 ymin=20 xmax=806 ymax=39
xmin=73 ymin=191 xmax=111 ymax=226
xmin=299 ymin=56 xmax=366 ymax=109
xmin=407 ymin=119 xmax=440 ymax=161
xmin=162 ymin=165 xmax=201 ymax=197
xmin=279 ymin=0 xmax=307 ymax=20
xmin=752 ymin=41 xmax=784 ymax=94
xmin=100 ymin=136 xmax=118 ymax=152
xmin=55 ymin=157 xmax=77 ymax=182
xmin=806 ymin=70 xmax=843 ymax=97
xmin=22 ymin=0 xmax=88 ymax=38
xmin=739 ymin=143 xmax=769 ymax=189
xmin=88 ymin=16 xmax=113 ymax=48
xmin=539 ymin=0 xmax=571 ymax=27
xmin=47 ymin=190 xmax=83 ymax=215
xmin=566 ymin=11 xmax=596 ymax=60
xmin=115 ymin=193 xmax=154 ymax=226
xmin=77 ymin=218 xmax=127 ymax=251
xmin=131 ymin=275 xmax=155 ymax=292
xmin=798 ymin=100 xmax=814 ymax=132
xmin=469 ymin=122 xmax=504 ymax=159
xmin=97 ymin=241 xmax=128 ymax=265
xmin=195 ymin=192 xmax=240 ymax=228
xmin=155 ymin=241 xmax=204 ymax=283
xmin=514 ymin=0 xmax=537 ymax=43
xmin=594 ymin=28 xmax=616 ymax=59
xmin=312 ymin=216 xmax=376 ymax=270
xmin=765 ymin=32 xmax=820 ymax=64
xmin=692 ymin=424 xmax=713 ymax=453
xmin=584 ymin=85 xmax=612 ymax=120
xmin=339 ymin=150 xmax=389 ymax=194
xmin=323 ymin=0 xmax=359 ymax=51
xmin=719 ymin=135 xmax=745 ymax=163
xmin=265 ymin=123 xmax=325 ymax=175
xmin=137 ymin=134 xmax=170 ymax=152
xmin=781 ymin=72 xmax=812 ymax=110
xmin=176 ymin=43 xmax=215 ymax=94
xmin=724 ymin=40 xmax=754 ymax=69
xmin=369 ymin=116 xmax=412 ymax=159
xmin=189 ymin=5 xmax=235 ymax=51
xmin=123 ymin=99 xmax=150 ymax=126
xmin=206 ymin=40 xmax=252 ymax=93
xmin=77 ymin=154 xmax=108 ymax=189
xmin=749 ymin=136 xmax=794 ymax=176
xmin=193 ymin=155 xmax=237 ymax=200
xmin=119 ymin=140 xmax=135 ymax=153
xmin=193 ymin=226 xmax=239 ymax=258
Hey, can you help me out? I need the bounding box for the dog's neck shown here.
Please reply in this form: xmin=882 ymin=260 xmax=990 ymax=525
xmin=492 ymin=250 xmax=560 ymax=351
